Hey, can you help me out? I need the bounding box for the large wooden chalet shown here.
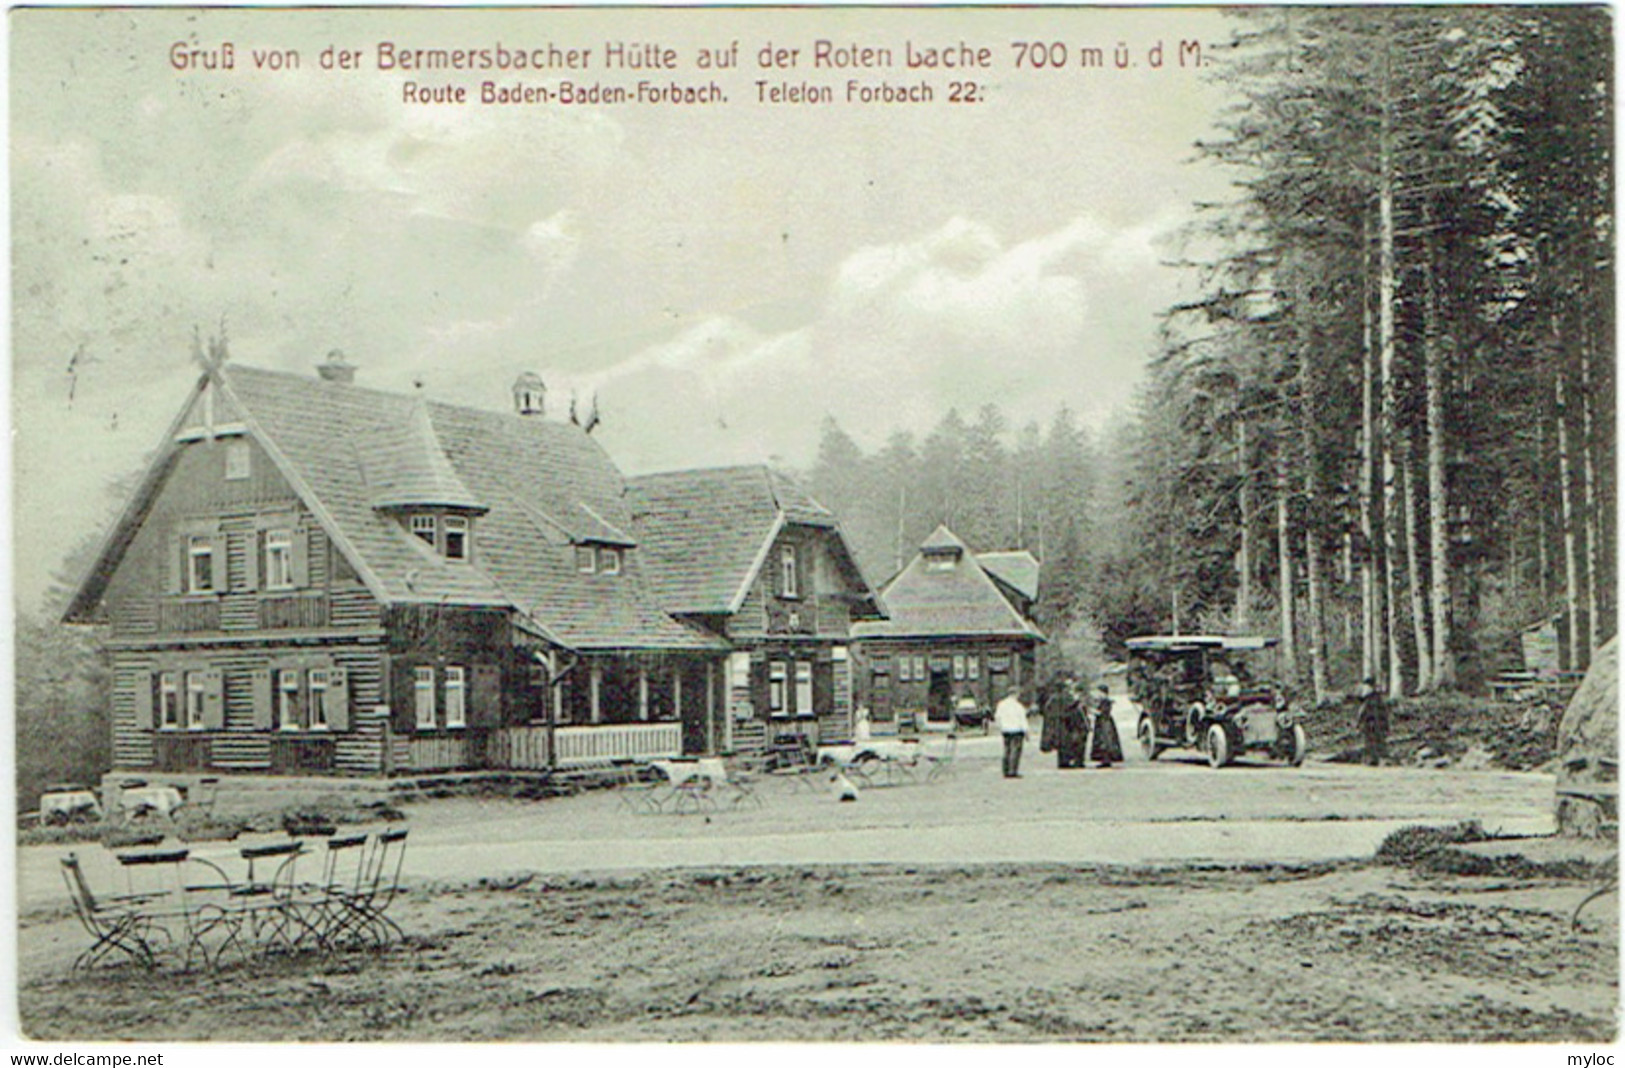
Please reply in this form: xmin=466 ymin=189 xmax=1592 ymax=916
xmin=627 ymin=466 xmax=884 ymax=747
xmin=852 ymin=525 xmax=1045 ymax=730
xmin=63 ymin=356 xmax=737 ymax=780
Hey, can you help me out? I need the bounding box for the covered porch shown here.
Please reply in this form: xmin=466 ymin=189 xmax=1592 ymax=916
xmin=487 ymin=649 xmax=730 ymax=770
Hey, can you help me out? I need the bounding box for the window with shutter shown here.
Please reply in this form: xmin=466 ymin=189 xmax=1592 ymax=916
xmin=250 ymin=669 xmax=274 ymax=729
xmin=202 ymin=669 xmax=225 ymax=729
xmin=159 ymin=672 xmax=181 ymax=729
xmin=795 ymin=662 xmax=814 ymax=717
xmin=187 ymin=535 xmax=217 ymax=593
xmin=471 ymin=665 xmax=502 ymax=728
xmin=768 ymin=662 xmax=787 ymax=713
xmin=327 ymin=667 xmax=351 ymax=730
xmin=277 ymin=668 xmax=303 ymax=730
xmin=264 ymin=530 xmax=295 ymax=589
xmin=414 ymin=667 xmax=437 ymax=730
xmin=444 ymin=666 xmax=467 ymax=728
xmin=309 ymin=669 xmax=330 ymax=730
xmin=133 ymin=672 xmax=156 ymax=730
xmin=290 ymin=527 xmax=310 ymax=587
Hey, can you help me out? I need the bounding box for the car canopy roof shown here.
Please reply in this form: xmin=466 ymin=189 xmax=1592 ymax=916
xmin=1125 ymin=635 xmax=1279 ymax=653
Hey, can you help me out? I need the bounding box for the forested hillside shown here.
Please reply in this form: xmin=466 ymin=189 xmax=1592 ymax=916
xmin=806 ymin=7 xmax=1614 ymax=701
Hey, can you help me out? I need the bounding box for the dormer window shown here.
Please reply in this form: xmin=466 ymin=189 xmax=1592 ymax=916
xmin=405 ymin=512 xmax=473 ymax=562
xmin=444 ymin=516 xmax=470 ymax=561
xmin=575 ymin=542 xmax=626 ymax=575
xmin=924 ymin=550 xmax=958 ymax=573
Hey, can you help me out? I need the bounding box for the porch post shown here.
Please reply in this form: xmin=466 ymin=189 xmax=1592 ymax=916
xmin=706 ymin=659 xmax=717 ymax=754
xmin=674 ymin=668 xmax=683 ymax=730
xmin=590 ymin=662 xmax=601 ymax=724
xmin=639 ymin=666 xmax=649 ymax=722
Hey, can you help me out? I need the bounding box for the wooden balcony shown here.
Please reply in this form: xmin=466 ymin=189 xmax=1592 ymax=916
xmin=157 ymin=598 xmax=220 ymax=633
xmin=259 ymin=593 xmax=331 ymax=630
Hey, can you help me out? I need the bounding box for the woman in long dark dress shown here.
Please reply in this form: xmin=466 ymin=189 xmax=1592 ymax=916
xmin=1087 ymin=683 xmax=1124 ymax=767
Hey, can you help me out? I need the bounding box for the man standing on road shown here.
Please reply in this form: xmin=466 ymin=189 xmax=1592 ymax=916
xmin=1358 ymin=678 xmax=1390 ymax=766
xmin=995 ymin=685 xmax=1029 ymax=778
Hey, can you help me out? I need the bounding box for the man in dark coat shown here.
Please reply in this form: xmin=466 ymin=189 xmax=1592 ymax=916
xmin=1041 ymin=675 xmax=1089 ymax=769
xmin=1358 ymin=678 xmax=1390 ymax=766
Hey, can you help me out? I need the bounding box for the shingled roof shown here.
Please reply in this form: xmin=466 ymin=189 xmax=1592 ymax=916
xmin=853 ymin=524 xmax=1045 ymax=642
xmin=67 ymin=364 xmax=726 ymax=652
xmin=626 ymin=465 xmax=873 ymax=616
xmin=976 ymin=551 xmax=1041 ymax=603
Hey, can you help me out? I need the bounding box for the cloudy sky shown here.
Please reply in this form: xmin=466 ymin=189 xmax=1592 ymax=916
xmin=11 ymin=7 xmax=1237 ymax=610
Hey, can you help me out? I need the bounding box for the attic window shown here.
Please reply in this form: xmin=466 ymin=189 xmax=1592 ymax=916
xmin=411 ymin=515 xmax=437 ymax=547
xmin=224 ymin=439 xmax=251 ymax=481
xmin=444 ymin=516 xmax=470 ymax=561
xmin=924 ymin=550 xmax=957 ymax=573
xmin=576 ymin=543 xmax=624 ymax=575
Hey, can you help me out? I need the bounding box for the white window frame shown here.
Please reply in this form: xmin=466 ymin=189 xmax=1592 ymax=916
xmin=187 ymin=535 xmax=216 ymax=593
xmin=158 ymin=672 xmax=180 ymax=730
xmin=309 ymin=669 xmax=330 ymax=731
xmin=443 ymin=516 xmax=470 ymax=561
xmin=411 ymin=514 xmax=437 ymax=548
xmin=913 ymin=656 xmax=927 ymax=682
xmin=264 ymin=529 xmax=295 ymax=590
xmin=795 ymin=661 xmax=814 ymax=718
xmin=953 ymin=655 xmax=966 ymax=682
xmin=576 ymin=546 xmax=597 ymax=573
xmin=186 ymin=671 xmax=207 ymax=729
xmin=969 ymin=656 xmax=981 ymax=681
xmin=925 ymin=551 xmax=956 ymax=573
xmin=224 ymin=439 xmax=251 ymax=481
xmin=597 ymin=546 xmax=622 ymax=575
xmin=414 ymin=667 xmax=437 ymax=730
xmin=277 ymin=669 xmax=302 ymax=731
xmin=768 ymin=661 xmax=787 ymax=713
xmin=445 ymin=666 xmax=467 ymax=728
xmin=780 ymin=545 xmax=799 ymax=598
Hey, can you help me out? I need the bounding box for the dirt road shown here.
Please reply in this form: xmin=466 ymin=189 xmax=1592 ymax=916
xmin=17 ymin=721 xmax=1611 ymax=1043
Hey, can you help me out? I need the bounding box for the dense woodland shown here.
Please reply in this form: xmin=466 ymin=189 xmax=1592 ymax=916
xmin=14 ymin=8 xmax=1615 ymax=806
xmin=810 ymin=7 xmax=1615 ymax=702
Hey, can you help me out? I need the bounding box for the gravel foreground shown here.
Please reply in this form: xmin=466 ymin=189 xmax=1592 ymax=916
xmin=18 ymin=857 xmax=1617 ymax=1043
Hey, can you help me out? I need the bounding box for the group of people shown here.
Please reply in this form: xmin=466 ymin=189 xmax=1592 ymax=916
xmin=992 ymin=675 xmax=1123 ymax=779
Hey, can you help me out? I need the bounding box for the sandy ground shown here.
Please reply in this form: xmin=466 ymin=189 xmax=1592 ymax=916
xmin=18 ymin=858 xmax=1616 ymax=1042
xmin=15 ymin=715 xmax=1616 ymax=1042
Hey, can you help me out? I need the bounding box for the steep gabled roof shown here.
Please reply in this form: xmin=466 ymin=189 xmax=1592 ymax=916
xmin=853 ymin=525 xmax=1044 ymax=643
xmin=626 ymin=464 xmax=875 ymax=616
xmin=977 ymin=550 xmax=1040 ymax=603
xmin=67 ymin=364 xmax=725 ymax=652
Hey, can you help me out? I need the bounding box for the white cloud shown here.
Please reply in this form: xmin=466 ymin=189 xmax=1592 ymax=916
xmin=593 ymin=214 xmax=1161 ymax=472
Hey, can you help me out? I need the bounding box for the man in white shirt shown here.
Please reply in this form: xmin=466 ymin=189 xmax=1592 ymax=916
xmin=994 ymin=686 xmax=1029 ymax=779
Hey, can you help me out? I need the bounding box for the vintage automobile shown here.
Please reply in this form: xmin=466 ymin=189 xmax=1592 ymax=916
xmin=1125 ymin=635 xmax=1308 ymax=768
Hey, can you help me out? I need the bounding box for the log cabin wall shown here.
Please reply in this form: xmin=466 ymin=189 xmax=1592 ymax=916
xmin=101 ymin=432 xmax=390 ymax=774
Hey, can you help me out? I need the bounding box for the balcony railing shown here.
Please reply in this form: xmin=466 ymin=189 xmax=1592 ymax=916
xmin=259 ymin=594 xmax=331 ymax=630
xmin=554 ymin=723 xmax=681 ymax=767
xmin=157 ymin=598 xmax=221 ymax=633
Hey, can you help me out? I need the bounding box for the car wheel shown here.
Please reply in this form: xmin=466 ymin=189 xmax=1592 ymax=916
xmin=1207 ymin=723 xmax=1232 ymax=768
xmin=1138 ymin=717 xmax=1160 ymax=761
xmin=1288 ymin=724 xmax=1309 ymax=767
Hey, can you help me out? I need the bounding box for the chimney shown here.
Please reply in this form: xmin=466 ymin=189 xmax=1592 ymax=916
xmin=513 ymin=371 xmax=546 ymax=416
xmin=317 ymin=349 xmax=356 ymax=384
